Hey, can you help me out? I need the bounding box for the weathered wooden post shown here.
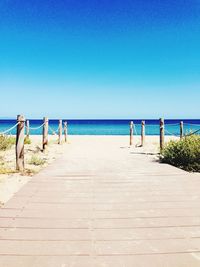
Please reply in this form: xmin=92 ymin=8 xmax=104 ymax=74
xmin=130 ymin=121 xmax=133 ymax=146
xmin=64 ymin=121 xmax=67 ymax=143
xmin=141 ymin=120 xmax=145 ymax=146
xmin=58 ymin=119 xmax=62 ymax=144
xmin=180 ymin=121 xmax=183 ymax=139
xmin=42 ymin=117 xmax=49 ymax=151
xmin=160 ymin=118 xmax=164 ymax=153
xmin=26 ymin=120 xmax=30 ymax=139
xmin=16 ymin=115 xmax=25 ymax=172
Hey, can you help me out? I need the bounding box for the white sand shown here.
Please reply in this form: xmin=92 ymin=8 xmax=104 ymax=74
xmin=0 ymin=135 xmax=66 ymax=205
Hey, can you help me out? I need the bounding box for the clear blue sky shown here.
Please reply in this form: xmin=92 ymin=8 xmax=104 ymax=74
xmin=0 ymin=0 xmax=200 ymax=119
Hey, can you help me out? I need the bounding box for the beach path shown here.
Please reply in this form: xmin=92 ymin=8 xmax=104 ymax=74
xmin=1 ymin=136 xmax=200 ymax=267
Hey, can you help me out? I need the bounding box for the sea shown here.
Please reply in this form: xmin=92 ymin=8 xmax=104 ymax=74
xmin=0 ymin=119 xmax=200 ymax=136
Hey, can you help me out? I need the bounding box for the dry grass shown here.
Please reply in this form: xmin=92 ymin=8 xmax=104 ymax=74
xmin=29 ymin=155 xmax=46 ymax=166
xmin=0 ymin=135 xmax=15 ymax=151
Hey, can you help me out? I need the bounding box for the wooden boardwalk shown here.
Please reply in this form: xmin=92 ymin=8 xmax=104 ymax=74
xmin=1 ymin=136 xmax=200 ymax=267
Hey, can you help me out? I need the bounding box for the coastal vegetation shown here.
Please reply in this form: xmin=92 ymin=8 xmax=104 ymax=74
xmin=161 ymin=135 xmax=200 ymax=172
xmin=29 ymin=155 xmax=46 ymax=166
xmin=0 ymin=135 xmax=15 ymax=151
xmin=24 ymin=136 xmax=31 ymax=144
xmin=0 ymin=156 xmax=15 ymax=174
xmin=0 ymin=135 xmax=31 ymax=151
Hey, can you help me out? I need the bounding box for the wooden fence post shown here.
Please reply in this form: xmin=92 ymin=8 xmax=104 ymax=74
xmin=141 ymin=120 xmax=145 ymax=146
xmin=180 ymin=121 xmax=183 ymax=139
xmin=64 ymin=121 xmax=67 ymax=143
xmin=42 ymin=117 xmax=49 ymax=151
xmin=130 ymin=121 xmax=133 ymax=146
xmin=26 ymin=120 xmax=30 ymax=139
xmin=58 ymin=119 xmax=62 ymax=144
xmin=160 ymin=118 xmax=164 ymax=153
xmin=16 ymin=115 xmax=25 ymax=172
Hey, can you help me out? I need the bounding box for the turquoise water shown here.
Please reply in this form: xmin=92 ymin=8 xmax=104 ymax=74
xmin=0 ymin=119 xmax=200 ymax=136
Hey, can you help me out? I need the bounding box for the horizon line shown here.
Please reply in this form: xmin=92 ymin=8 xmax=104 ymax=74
xmin=0 ymin=117 xmax=200 ymax=120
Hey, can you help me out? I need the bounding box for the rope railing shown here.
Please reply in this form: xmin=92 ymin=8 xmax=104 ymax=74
xmin=129 ymin=123 xmax=198 ymax=136
xmin=25 ymin=122 xmax=61 ymax=134
xmin=49 ymin=125 xmax=59 ymax=135
xmin=134 ymin=123 xmax=180 ymax=127
xmin=164 ymin=129 xmax=180 ymax=137
xmin=184 ymin=128 xmax=200 ymax=137
xmin=0 ymin=116 xmax=68 ymax=172
xmin=128 ymin=123 xmax=200 ymax=135
xmin=26 ymin=123 xmax=45 ymax=131
xmin=129 ymin=119 xmax=200 ymax=153
xmin=0 ymin=122 xmax=19 ymax=135
xmin=133 ymin=123 xmax=138 ymax=136
xmin=133 ymin=124 xmax=181 ymax=136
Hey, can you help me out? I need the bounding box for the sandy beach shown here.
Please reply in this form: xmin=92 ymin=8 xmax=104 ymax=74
xmin=0 ymin=135 xmax=67 ymax=205
xmin=0 ymin=135 xmax=179 ymax=205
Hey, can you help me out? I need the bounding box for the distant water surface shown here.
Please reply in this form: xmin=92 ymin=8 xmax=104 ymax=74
xmin=0 ymin=119 xmax=200 ymax=136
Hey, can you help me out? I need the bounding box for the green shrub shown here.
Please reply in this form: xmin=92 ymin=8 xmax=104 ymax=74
xmin=161 ymin=135 xmax=200 ymax=172
xmin=29 ymin=155 xmax=45 ymax=166
xmin=24 ymin=136 xmax=31 ymax=144
xmin=0 ymin=135 xmax=15 ymax=151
